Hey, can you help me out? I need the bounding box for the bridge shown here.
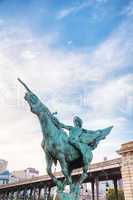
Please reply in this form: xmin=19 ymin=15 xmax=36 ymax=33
xmin=0 ymin=141 xmax=132 ymax=200
xmin=0 ymin=158 xmax=122 ymax=200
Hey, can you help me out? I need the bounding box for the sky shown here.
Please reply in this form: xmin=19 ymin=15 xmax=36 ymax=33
xmin=0 ymin=0 xmax=133 ymax=174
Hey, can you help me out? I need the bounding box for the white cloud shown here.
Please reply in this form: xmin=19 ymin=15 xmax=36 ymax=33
xmin=0 ymin=17 xmax=133 ymax=174
xmin=87 ymin=74 xmax=133 ymax=118
xmin=89 ymin=24 xmax=133 ymax=73
xmin=56 ymin=0 xmax=110 ymax=21
xmin=57 ymin=1 xmax=91 ymax=19
xmin=120 ymin=1 xmax=133 ymax=17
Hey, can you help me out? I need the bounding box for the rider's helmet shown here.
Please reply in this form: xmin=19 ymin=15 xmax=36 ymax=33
xmin=73 ymin=116 xmax=83 ymax=128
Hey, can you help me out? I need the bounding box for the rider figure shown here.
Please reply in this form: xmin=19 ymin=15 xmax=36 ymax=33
xmin=48 ymin=111 xmax=95 ymax=157
xmin=59 ymin=116 xmax=86 ymax=157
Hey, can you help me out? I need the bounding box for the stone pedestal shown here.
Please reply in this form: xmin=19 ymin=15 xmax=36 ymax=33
xmin=55 ymin=184 xmax=80 ymax=200
xmin=56 ymin=192 xmax=80 ymax=200
xmin=117 ymin=141 xmax=133 ymax=200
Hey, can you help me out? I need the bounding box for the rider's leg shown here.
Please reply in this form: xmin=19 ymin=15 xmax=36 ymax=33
xmin=69 ymin=138 xmax=93 ymax=184
xmin=68 ymin=137 xmax=85 ymax=157
xmin=79 ymin=163 xmax=88 ymax=184
xmin=79 ymin=148 xmax=93 ymax=184
xmin=69 ymin=138 xmax=92 ymax=184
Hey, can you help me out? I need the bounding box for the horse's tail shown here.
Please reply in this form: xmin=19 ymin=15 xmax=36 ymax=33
xmin=90 ymin=126 xmax=113 ymax=150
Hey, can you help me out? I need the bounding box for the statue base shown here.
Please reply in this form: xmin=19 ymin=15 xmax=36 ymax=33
xmin=55 ymin=184 xmax=80 ymax=200
xmin=56 ymin=192 xmax=80 ymax=200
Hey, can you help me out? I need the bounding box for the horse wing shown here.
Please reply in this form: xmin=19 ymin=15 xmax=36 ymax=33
xmin=79 ymin=130 xmax=98 ymax=144
xmin=79 ymin=126 xmax=113 ymax=148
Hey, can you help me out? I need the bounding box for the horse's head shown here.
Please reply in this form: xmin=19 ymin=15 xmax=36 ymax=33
xmin=24 ymin=92 xmax=41 ymax=114
xmin=18 ymin=78 xmax=43 ymax=115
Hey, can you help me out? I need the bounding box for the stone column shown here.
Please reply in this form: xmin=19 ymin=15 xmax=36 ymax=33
xmin=113 ymin=179 xmax=118 ymax=200
xmin=33 ymin=187 xmax=36 ymax=200
xmin=16 ymin=190 xmax=20 ymax=199
xmin=23 ymin=188 xmax=27 ymax=200
xmin=38 ymin=187 xmax=42 ymax=200
xmin=91 ymin=180 xmax=95 ymax=200
xmin=29 ymin=188 xmax=33 ymax=199
xmin=95 ymin=177 xmax=99 ymax=200
xmin=44 ymin=186 xmax=48 ymax=200
xmin=117 ymin=141 xmax=133 ymax=200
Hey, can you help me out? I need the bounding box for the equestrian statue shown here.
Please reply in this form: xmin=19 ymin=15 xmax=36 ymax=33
xmin=18 ymin=78 xmax=113 ymax=200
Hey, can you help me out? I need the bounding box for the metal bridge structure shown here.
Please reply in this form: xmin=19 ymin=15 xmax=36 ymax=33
xmin=0 ymin=158 xmax=122 ymax=200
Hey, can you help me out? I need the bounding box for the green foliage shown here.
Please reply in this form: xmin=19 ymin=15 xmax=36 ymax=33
xmin=106 ymin=188 xmax=125 ymax=200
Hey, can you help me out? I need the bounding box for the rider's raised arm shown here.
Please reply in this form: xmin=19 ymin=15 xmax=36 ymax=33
xmin=59 ymin=123 xmax=72 ymax=131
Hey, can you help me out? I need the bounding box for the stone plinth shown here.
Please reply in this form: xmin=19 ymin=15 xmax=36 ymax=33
xmin=117 ymin=141 xmax=133 ymax=200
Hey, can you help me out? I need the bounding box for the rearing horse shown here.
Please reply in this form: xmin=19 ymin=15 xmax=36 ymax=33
xmin=18 ymin=78 xmax=113 ymax=191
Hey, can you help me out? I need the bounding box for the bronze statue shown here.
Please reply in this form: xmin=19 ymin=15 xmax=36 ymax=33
xmin=18 ymin=78 xmax=113 ymax=200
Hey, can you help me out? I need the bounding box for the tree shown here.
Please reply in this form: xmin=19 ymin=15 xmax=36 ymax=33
xmin=106 ymin=188 xmax=125 ymax=200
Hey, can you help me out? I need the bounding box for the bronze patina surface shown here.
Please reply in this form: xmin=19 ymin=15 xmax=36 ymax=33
xmin=18 ymin=78 xmax=113 ymax=200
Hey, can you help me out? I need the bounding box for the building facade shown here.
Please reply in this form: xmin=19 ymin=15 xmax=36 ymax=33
xmin=11 ymin=167 xmax=39 ymax=182
xmin=0 ymin=159 xmax=9 ymax=184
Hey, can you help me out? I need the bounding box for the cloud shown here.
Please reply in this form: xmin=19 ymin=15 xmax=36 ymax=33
xmin=120 ymin=1 xmax=133 ymax=17
xmin=87 ymin=74 xmax=133 ymax=119
xmin=56 ymin=1 xmax=91 ymax=19
xmin=0 ymin=16 xmax=133 ymax=173
xmin=56 ymin=0 xmax=110 ymax=21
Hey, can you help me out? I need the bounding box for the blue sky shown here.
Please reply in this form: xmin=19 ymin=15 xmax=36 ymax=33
xmin=0 ymin=0 xmax=133 ymax=173
xmin=0 ymin=0 xmax=131 ymax=48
